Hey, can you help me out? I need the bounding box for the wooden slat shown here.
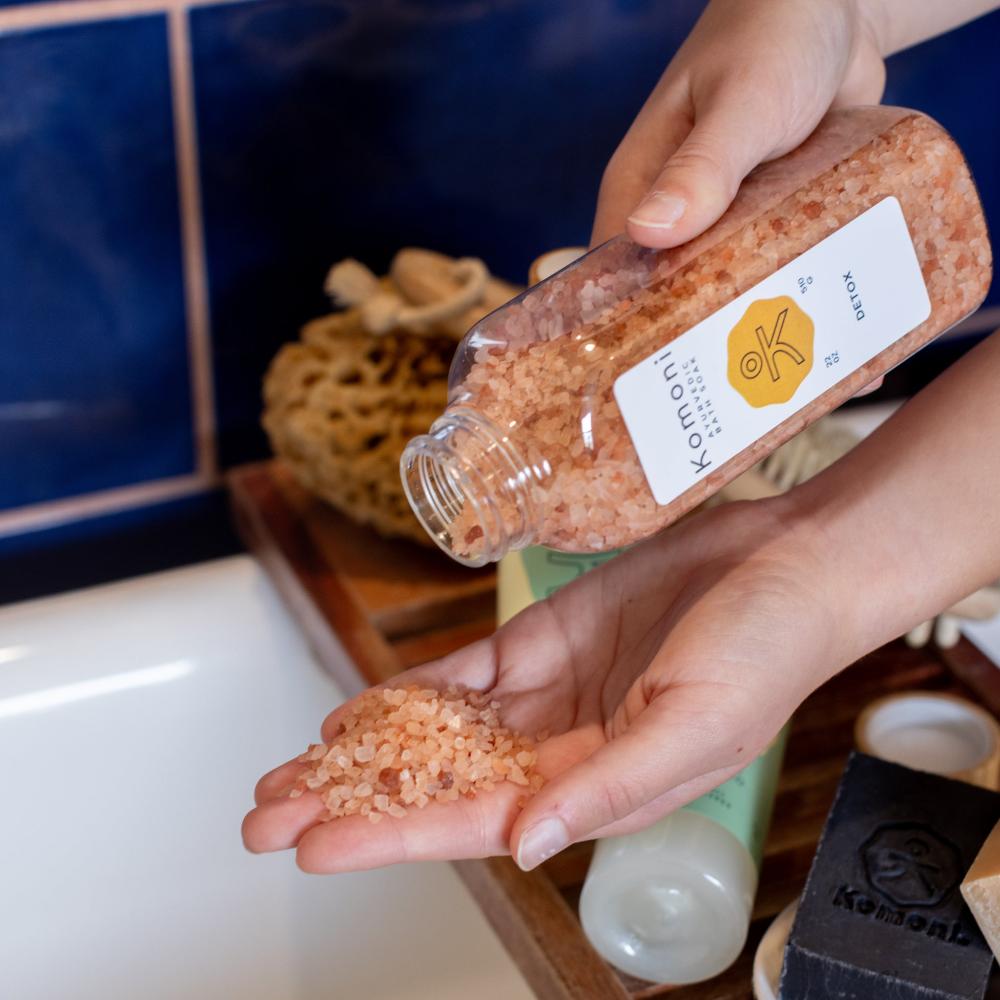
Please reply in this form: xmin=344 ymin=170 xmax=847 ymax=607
xmin=392 ymin=617 xmax=496 ymax=670
xmin=228 ymin=463 xmax=395 ymax=691
xmin=267 ymin=461 xmax=496 ymax=640
xmin=453 ymin=857 xmax=630 ymax=1000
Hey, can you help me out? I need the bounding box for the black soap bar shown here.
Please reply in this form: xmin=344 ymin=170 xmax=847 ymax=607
xmin=780 ymin=752 xmax=1000 ymax=1000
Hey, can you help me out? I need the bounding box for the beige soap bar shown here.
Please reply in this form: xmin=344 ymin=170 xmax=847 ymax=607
xmin=962 ymin=819 xmax=1000 ymax=961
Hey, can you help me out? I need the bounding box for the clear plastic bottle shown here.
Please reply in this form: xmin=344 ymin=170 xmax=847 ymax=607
xmin=401 ymin=107 xmax=992 ymax=566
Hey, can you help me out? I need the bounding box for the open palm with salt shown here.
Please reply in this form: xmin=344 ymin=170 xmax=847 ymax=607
xmin=242 ymin=498 xmax=849 ymax=874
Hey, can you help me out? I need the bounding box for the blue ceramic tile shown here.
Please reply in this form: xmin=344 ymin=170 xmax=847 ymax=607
xmin=190 ymin=0 xmax=706 ymax=466
xmin=0 ymin=16 xmax=194 ymax=510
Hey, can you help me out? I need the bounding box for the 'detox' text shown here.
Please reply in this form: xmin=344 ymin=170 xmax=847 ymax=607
xmin=843 ymin=271 xmax=865 ymax=321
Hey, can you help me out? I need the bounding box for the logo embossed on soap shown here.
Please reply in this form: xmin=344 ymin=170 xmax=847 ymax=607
xmin=828 ymin=823 xmax=972 ymax=947
xmin=861 ymin=822 xmax=961 ymax=908
xmin=727 ymin=295 xmax=814 ymax=407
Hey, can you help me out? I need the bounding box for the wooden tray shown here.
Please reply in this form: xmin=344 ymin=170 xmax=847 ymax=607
xmin=228 ymin=460 xmax=1000 ymax=1000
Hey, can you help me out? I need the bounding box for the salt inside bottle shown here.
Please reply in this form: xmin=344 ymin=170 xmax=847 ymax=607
xmin=401 ymin=106 xmax=992 ymax=566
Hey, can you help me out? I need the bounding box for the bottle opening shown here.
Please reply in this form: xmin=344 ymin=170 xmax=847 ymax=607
xmin=402 ymin=445 xmax=495 ymax=567
xmin=400 ymin=408 xmax=539 ymax=566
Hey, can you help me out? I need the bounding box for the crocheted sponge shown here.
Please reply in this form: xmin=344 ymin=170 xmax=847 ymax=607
xmin=263 ymin=305 xmax=454 ymax=543
xmin=262 ymin=251 xmax=521 ymax=543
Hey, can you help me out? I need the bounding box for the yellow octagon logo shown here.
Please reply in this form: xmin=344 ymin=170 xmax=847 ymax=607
xmin=727 ymin=295 xmax=814 ymax=407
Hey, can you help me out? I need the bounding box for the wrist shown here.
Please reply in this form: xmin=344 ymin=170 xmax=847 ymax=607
xmin=777 ymin=332 xmax=1000 ymax=668
xmin=854 ymin=0 xmax=999 ymax=58
xmin=768 ymin=477 xmax=906 ymax=669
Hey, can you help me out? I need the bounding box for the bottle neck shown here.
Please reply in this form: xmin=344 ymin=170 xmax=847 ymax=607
xmin=401 ymin=407 xmax=542 ymax=566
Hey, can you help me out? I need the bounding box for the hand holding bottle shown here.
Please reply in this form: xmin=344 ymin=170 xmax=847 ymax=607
xmin=591 ymin=0 xmax=887 ymax=249
xmin=593 ymin=0 xmax=994 ymax=249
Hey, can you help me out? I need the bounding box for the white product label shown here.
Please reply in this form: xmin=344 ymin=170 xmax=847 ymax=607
xmin=614 ymin=197 xmax=930 ymax=505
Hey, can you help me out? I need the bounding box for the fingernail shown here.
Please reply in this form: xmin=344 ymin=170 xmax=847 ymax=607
xmin=628 ymin=192 xmax=686 ymax=229
xmin=516 ymin=816 xmax=569 ymax=871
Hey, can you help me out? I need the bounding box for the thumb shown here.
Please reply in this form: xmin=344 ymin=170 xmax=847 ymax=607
xmin=626 ymin=96 xmax=784 ymax=250
xmin=509 ymin=697 xmax=739 ymax=871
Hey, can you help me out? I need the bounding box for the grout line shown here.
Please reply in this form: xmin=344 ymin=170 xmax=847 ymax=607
xmin=167 ymin=3 xmax=218 ymax=478
xmin=0 ymin=0 xmax=252 ymax=33
xmin=0 ymin=474 xmax=214 ymax=538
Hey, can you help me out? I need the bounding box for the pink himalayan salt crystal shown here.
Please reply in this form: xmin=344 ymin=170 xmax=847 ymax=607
xmin=292 ymin=685 xmax=544 ymax=823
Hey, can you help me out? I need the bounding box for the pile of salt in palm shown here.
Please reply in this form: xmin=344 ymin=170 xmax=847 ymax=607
xmin=291 ymin=685 xmax=544 ymax=823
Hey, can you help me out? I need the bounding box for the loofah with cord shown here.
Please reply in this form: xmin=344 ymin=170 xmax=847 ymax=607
xmin=262 ymin=249 xmax=520 ymax=543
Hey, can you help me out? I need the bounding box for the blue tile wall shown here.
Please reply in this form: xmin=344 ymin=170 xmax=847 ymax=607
xmin=191 ymin=0 xmax=1000 ymax=469
xmin=190 ymin=0 xmax=707 ymax=467
xmin=0 ymin=16 xmax=194 ymax=510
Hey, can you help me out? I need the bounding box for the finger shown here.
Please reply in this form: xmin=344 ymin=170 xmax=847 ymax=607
xmin=591 ymin=93 xmax=693 ymax=246
xmin=319 ymin=700 xmax=357 ymax=744
xmin=254 ymin=758 xmax=304 ymax=805
xmin=586 ymin=761 xmax=744 ymax=841
xmin=831 ymin=37 xmax=885 ymax=108
xmin=625 ymin=88 xmax=787 ymax=249
xmin=249 ymin=725 xmax=576 ymax=869
xmin=295 ymin=783 xmax=523 ymax=874
xmin=509 ymin=692 xmax=741 ymax=871
xmin=242 ymin=791 xmax=328 ymax=853
xmin=852 ymin=375 xmax=884 ymax=397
